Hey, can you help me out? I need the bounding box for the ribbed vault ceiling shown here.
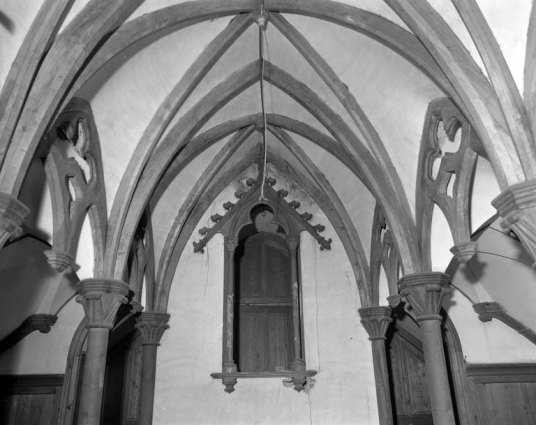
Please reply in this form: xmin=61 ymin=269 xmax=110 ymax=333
xmin=3 ymin=0 xmax=531 ymax=314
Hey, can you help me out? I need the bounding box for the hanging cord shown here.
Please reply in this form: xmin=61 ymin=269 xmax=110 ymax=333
xmin=257 ymin=7 xmax=268 ymax=200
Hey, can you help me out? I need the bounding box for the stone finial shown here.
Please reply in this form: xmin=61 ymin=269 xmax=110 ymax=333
xmin=0 ymin=194 xmax=30 ymax=247
xmin=358 ymin=306 xmax=392 ymax=340
xmin=399 ymin=272 xmax=451 ymax=322
xmin=44 ymin=249 xmax=74 ymax=272
xmin=492 ymin=180 xmax=536 ymax=267
xmin=135 ymin=312 xmax=170 ymax=346
xmin=76 ymin=279 xmax=129 ymax=329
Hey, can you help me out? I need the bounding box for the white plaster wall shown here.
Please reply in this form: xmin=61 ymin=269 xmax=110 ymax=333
xmin=446 ymin=288 xmax=536 ymax=364
xmin=154 ymin=182 xmax=379 ymax=425
xmin=0 ymin=298 xmax=84 ymax=374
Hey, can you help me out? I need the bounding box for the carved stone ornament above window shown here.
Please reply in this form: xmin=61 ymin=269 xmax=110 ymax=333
xmin=202 ymin=177 xmax=324 ymax=393
xmin=193 ymin=177 xmax=331 ymax=253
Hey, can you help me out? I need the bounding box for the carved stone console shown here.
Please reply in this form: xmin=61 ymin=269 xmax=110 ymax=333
xmin=474 ymin=302 xmax=536 ymax=345
xmin=0 ymin=314 xmax=58 ymax=354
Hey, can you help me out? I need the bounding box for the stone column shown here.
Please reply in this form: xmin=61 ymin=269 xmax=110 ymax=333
xmin=75 ymin=278 xmax=129 ymax=425
xmin=399 ymin=272 xmax=455 ymax=425
xmin=0 ymin=193 xmax=29 ymax=248
xmin=492 ymin=180 xmax=536 ymax=266
xmin=136 ymin=312 xmax=170 ymax=425
xmin=358 ymin=306 xmax=394 ymax=425
xmin=286 ymin=235 xmax=305 ymax=372
xmin=222 ymin=237 xmax=238 ymax=382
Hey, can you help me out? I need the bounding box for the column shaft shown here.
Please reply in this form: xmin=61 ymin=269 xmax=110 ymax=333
xmin=75 ymin=278 xmax=129 ymax=425
xmin=399 ymin=272 xmax=455 ymax=425
xmin=138 ymin=344 xmax=158 ymax=425
xmin=359 ymin=306 xmax=394 ymax=425
xmin=136 ymin=311 xmax=170 ymax=425
xmin=78 ymin=328 xmax=109 ymax=425
xmin=370 ymin=339 xmax=394 ymax=425
xmin=420 ymin=319 xmax=456 ymax=425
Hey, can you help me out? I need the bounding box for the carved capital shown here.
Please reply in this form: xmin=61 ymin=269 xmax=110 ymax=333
xmin=492 ymin=180 xmax=536 ymax=266
xmin=358 ymin=306 xmax=392 ymax=340
xmin=135 ymin=312 xmax=170 ymax=346
xmin=224 ymin=237 xmax=239 ymax=253
xmin=44 ymin=249 xmax=74 ymax=272
xmin=0 ymin=194 xmax=30 ymax=246
xmin=286 ymin=235 xmax=300 ymax=251
xmin=399 ymin=272 xmax=451 ymax=321
xmin=76 ymin=279 xmax=129 ymax=329
xmin=450 ymin=241 xmax=478 ymax=263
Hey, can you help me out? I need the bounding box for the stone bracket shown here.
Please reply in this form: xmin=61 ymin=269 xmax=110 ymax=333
xmin=210 ymin=370 xmax=318 ymax=394
xmin=0 ymin=314 xmax=58 ymax=354
xmin=473 ymin=302 xmax=536 ymax=345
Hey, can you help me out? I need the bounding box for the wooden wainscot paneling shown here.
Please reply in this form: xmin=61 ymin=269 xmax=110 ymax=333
xmin=388 ymin=329 xmax=433 ymax=425
xmin=0 ymin=374 xmax=63 ymax=425
xmin=467 ymin=363 xmax=536 ymax=425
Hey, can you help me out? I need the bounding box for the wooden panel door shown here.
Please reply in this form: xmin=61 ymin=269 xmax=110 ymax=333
xmin=239 ymin=234 xmax=291 ymax=304
xmin=239 ymin=306 xmax=293 ymax=372
xmin=237 ymin=233 xmax=293 ymax=372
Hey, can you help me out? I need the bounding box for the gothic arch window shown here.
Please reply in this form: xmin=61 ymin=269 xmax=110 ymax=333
xmin=235 ymin=206 xmax=294 ymax=373
xmin=195 ymin=179 xmax=331 ymax=393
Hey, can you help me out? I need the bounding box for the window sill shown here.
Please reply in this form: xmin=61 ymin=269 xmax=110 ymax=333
xmin=210 ymin=370 xmax=317 ymax=393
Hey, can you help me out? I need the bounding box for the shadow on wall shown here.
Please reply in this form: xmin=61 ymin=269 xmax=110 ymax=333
xmin=0 ymin=10 xmax=14 ymax=33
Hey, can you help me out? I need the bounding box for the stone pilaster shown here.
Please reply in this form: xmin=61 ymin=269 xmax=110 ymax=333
xmin=0 ymin=194 xmax=29 ymax=247
xmin=492 ymin=180 xmax=536 ymax=267
xmin=75 ymin=278 xmax=129 ymax=425
xmin=136 ymin=312 xmax=170 ymax=425
xmin=359 ymin=306 xmax=394 ymax=425
xmin=399 ymin=272 xmax=455 ymax=425
xmin=286 ymin=234 xmax=305 ymax=376
xmin=222 ymin=237 xmax=238 ymax=378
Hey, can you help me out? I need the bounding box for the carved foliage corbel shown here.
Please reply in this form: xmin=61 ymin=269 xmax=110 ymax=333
xmin=416 ymin=98 xmax=479 ymax=266
xmin=43 ymin=98 xmax=107 ymax=272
